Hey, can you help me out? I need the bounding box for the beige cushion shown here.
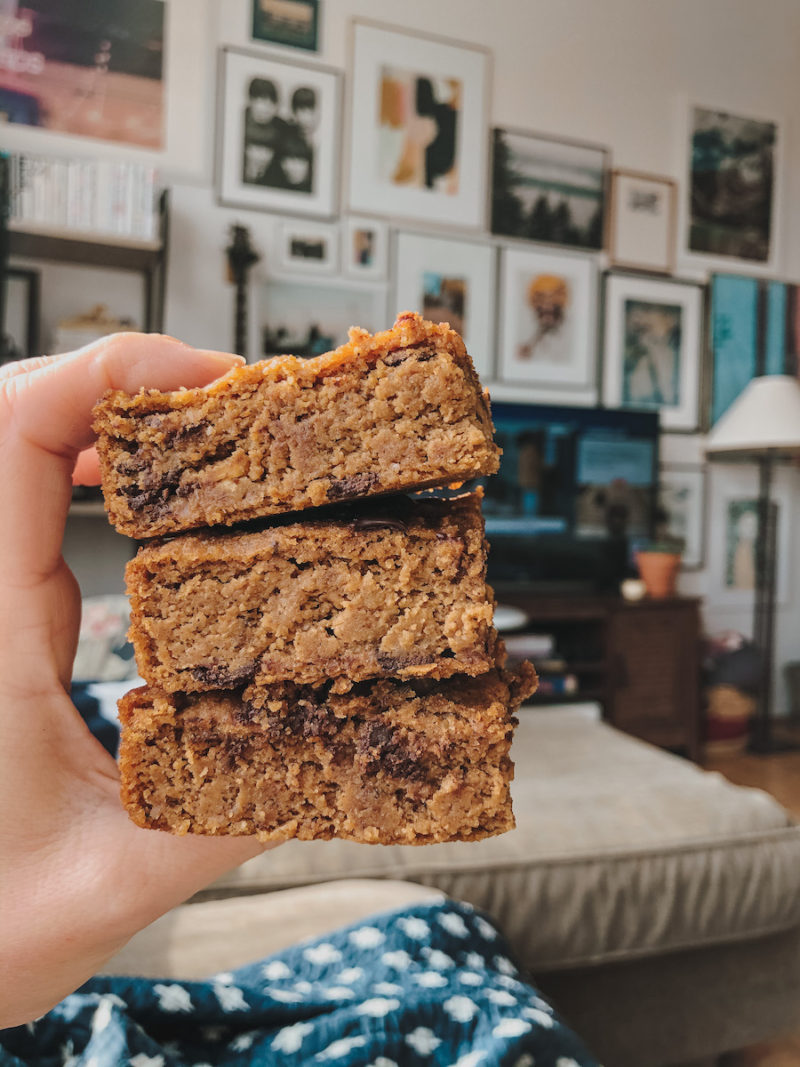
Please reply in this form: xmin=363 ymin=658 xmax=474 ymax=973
xmin=102 ymin=879 xmax=444 ymax=979
xmin=202 ymin=709 xmax=800 ymax=970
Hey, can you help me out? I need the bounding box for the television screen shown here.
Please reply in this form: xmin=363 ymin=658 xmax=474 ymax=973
xmin=481 ymin=401 xmax=660 ymax=589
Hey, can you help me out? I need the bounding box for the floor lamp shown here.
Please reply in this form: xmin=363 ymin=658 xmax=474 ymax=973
xmin=706 ymin=375 xmax=800 ymax=754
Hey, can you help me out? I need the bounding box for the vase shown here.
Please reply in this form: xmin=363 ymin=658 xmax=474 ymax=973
xmin=635 ymin=551 xmax=681 ymax=598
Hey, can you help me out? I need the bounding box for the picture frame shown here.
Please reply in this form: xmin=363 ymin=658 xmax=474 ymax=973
xmin=347 ymin=20 xmax=490 ymax=229
xmin=216 ymin=47 xmax=341 ymax=218
xmin=343 ymin=217 xmax=389 ymax=281
xmin=251 ymin=0 xmax=320 ymax=53
xmin=276 ymin=218 xmax=339 ymax=274
xmin=393 ymin=231 xmax=496 ymax=378
xmin=679 ymin=100 xmax=782 ymax=273
xmin=709 ymin=271 xmax=800 ymax=426
xmin=602 ymin=272 xmax=703 ymax=432
xmin=490 ymin=127 xmax=609 ymax=251
xmin=657 ymin=464 xmax=706 ymax=569
xmin=1 ymin=267 xmax=40 ymax=362
xmin=608 ymin=169 xmax=676 ymax=274
xmin=708 ymin=464 xmax=792 ymax=606
xmin=497 ymin=246 xmax=598 ymax=401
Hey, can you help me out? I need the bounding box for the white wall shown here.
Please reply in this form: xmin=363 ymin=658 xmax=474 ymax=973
xmin=53 ymin=0 xmax=800 ymax=708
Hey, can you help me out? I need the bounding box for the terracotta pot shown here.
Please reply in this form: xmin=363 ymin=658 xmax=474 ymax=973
xmin=635 ymin=550 xmax=681 ymax=598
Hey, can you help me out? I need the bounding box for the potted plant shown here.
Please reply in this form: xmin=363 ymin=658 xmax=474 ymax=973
xmin=635 ymin=533 xmax=684 ymax=598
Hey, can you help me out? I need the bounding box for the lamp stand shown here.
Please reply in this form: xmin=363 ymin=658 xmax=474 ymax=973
xmin=749 ymin=453 xmax=798 ymax=753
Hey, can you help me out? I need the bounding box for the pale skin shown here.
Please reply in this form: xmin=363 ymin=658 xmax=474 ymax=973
xmin=0 ymin=334 xmax=270 ymax=1029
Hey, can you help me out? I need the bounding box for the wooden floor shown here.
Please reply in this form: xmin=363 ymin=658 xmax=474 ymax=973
xmin=705 ymin=741 xmax=800 ymax=1066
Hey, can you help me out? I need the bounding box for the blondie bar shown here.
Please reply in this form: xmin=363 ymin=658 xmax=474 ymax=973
xmin=94 ymin=313 xmax=499 ymax=538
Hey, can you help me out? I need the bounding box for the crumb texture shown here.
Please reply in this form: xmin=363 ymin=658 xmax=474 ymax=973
xmin=118 ymin=663 xmax=537 ymax=844
xmin=126 ymin=492 xmax=498 ymax=691
xmin=94 ymin=313 xmax=499 ymax=537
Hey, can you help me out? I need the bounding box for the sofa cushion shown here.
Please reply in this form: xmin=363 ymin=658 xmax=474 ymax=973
xmin=203 ymin=708 xmax=800 ymax=970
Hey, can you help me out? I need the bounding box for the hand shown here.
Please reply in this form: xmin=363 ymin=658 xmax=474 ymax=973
xmin=0 ymin=335 xmax=267 ymax=1028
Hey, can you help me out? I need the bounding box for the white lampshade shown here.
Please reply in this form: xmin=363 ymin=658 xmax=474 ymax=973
xmin=706 ymin=375 xmax=800 ymax=457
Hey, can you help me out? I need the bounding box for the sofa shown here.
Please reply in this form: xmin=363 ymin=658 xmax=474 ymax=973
xmin=106 ymin=706 xmax=800 ymax=1066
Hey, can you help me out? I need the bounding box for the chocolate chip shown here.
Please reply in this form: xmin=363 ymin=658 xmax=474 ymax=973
xmin=190 ymin=662 xmax=256 ymax=688
xmin=350 ymin=517 xmax=408 ymax=533
xmin=326 ymin=472 xmax=380 ymax=501
xmin=265 ymin=700 xmax=344 ymax=743
xmin=357 ymin=720 xmax=427 ymax=781
xmin=382 ymin=344 xmax=436 ymax=366
xmin=376 ymin=650 xmax=436 ymax=672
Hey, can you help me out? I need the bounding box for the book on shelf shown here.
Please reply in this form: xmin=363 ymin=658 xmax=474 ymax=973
xmin=4 ymin=151 xmax=159 ymax=243
xmin=503 ymin=632 xmax=556 ymax=659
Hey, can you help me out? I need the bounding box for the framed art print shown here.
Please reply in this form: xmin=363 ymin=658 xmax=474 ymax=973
xmin=1 ymin=267 xmax=40 ymax=363
xmin=680 ymin=101 xmax=782 ymax=272
xmin=343 ymin=217 xmax=389 ymax=281
xmin=216 ymin=47 xmax=341 ymax=218
xmin=347 ymin=20 xmax=490 ymax=228
xmin=393 ymin=231 xmax=496 ymax=378
xmin=251 ymin=0 xmax=320 ymax=53
xmin=498 ymin=246 xmax=598 ymax=398
xmin=602 ymin=272 xmax=702 ymax=431
xmin=657 ymin=464 xmax=706 ymax=569
xmin=277 ymin=219 xmax=339 ymax=274
xmin=491 ymin=128 xmax=608 ymax=251
xmin=609 ymin=169 xmax=676 ymax=273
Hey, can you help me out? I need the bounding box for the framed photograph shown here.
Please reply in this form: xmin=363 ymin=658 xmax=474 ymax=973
xmin=681 ymin=102 xmax=781 ymax=271
xmin=393 ymin=232 xmax=495 ymax=378
xmin=1 ymin=268 xmax=40 ymax=363
xmin=347 ymin=20 xmax=490 ymax=228
xmin=260 ymin=278 xmax=388 ymax=359
xmin=602 ymin=272 xmax=703 ymax=431
xmin=498 ymin=246 xmax=598 ymax=398
xmin=708 ymin=465 xmax=792 ymax=606
xmin=216 ymin=47 xmax=341 ymax=218
xmin=609 ymin=169 xmax=676 ymax=273
xmin=657 ymin=465 xmax=706 ymax=569
xmin=343 ymin=217 xmax=389 ymax=281
xmin=709 ymin=272 xmax=800 ymax=426
xmin=277 ymin=219 xmax=338 ymax=274
xmin=491 ymin=128 xmax=608 ymax=251
xmin=252 ymin=0 xmax=320 ymax=52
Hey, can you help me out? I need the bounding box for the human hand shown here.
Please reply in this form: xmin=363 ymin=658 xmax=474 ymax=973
xmin=0 ymin=335 xmax=267 ymax=1028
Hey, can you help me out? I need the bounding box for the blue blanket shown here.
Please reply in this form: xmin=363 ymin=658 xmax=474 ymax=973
xmin=1 ymin=899 xmax=597 ymax=1066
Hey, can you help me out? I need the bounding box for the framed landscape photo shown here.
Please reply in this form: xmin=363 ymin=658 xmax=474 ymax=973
xmin=498 ymin=246 xmax=598 ymax=396
xmin=393 ymin=232 xmax=496 ymax=378
xmin=347 ymin=20 xmax=490 ymax=228
xmin=657 ymin=465 xmax=706 ymax=569
xmin=277 ymin=219 xmax=339 ymax=274
xmin=343 ymin=217 xmax=389 ymax=281
xmin=252 ymin=0 xmax=320 ymax=52
xmin=609 ymin=169 xmax=676 ymax=273
xmin=602 ymin=272 xmax=703 ymax=431
xmin=491 ymin=128 xmax=608 ymax=250
xmin=216 ymin=47 xmax=341 ymax=218
xmin=682 ymin=102 xmax=781 ymax=271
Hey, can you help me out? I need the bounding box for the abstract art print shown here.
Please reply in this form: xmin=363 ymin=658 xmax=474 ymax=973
xmin=602 ymin=273 xmax=702 ymax=431
xmin=393 ymin=232 xmax=495 ymax=378
xmin=491 ymin=128 xmax=608 ymax=250
xmin=348 ymin=21 xmax=489 ymax=228
xmin=251 ymin=0 xmax=320 ymax=52
xmin=686 ymin=104 xmax=780 ymax=267
xmin=217 ymin=48 xmax=340 ymax=217
xmin=498 ymin=246 xmax=597 ymax=400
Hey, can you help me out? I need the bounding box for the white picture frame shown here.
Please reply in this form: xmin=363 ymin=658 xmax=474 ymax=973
xmin=347 ymin=20 xmax=490 ymax=229
xmin=602 ymin=272 xmax=703 ymax=432
xmin=708 ymin=464 xmax=792 ymax=606
xmin=393 ymin=231 xmax=495 ymax=378
xmin=216 ymin=46 xmax=341 ymax=218
xmin=277 ymin=219 xmax=339 ymax=274
xmin=497 ymin=246 xmax=598 ymax=403
xmin=343 ymin=217 xmax=389 ymax=281
xmin=658 ymin=464 xmax=706 ymax=570
xmin=609 ymin=169 xmax=676 ymax=274
xmin=677 ymin=98 xmax=783 ymax=275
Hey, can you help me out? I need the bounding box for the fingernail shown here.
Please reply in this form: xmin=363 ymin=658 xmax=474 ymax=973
xmin=205 ymin=351 xmax=246 ymax=367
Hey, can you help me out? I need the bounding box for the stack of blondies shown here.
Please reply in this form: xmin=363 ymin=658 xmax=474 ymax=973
xmin=94 ymin=313 xmax=536 ymax=845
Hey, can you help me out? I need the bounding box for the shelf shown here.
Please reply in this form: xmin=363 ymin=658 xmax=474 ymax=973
xmin=8 ymin=222 xmax=162 ymax=271
xmin=527 ymin=689 xmax=607 ymax=705
xmin=69 ymin=501 xmax=107 ymax=517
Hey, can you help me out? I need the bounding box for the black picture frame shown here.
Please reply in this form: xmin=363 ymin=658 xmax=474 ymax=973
xmin=490 ymin=126 xmax=610 ymax=252
xmin=1 ymin=267 xmax=40 ymax=363
xmin=252 ymin=0 xmax=320 ymax=53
